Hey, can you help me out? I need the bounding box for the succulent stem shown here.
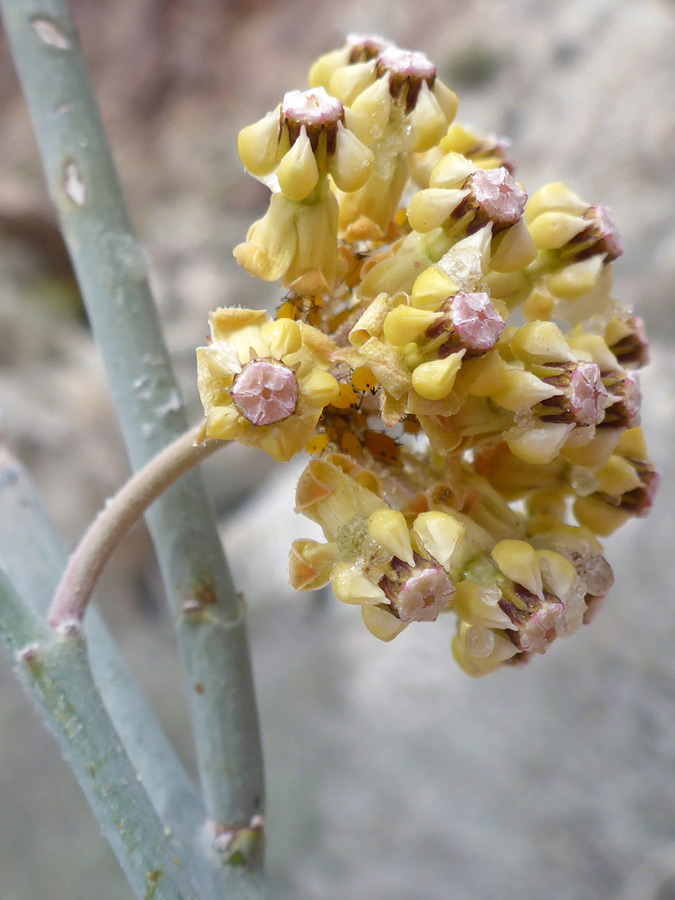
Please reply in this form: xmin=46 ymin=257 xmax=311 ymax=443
xmin=1 ymin=0 xmax=264 ymax=862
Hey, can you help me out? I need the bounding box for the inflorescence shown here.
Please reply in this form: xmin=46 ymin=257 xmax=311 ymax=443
xmin=197 ymin=34 xmax=658 ymax=676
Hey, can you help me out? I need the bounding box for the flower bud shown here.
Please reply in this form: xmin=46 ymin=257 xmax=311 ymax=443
xmin=238 ymin=108 xmax=283 ymax=177
xmin=383 ymin=305 xmax=440 ymax=346
xmin=362 ymin=603 xmax=408 ymax=642
xmin=604 ymin=315 xmax=650 ymax=369
xmin=412 ymin=351 xmax=465 ymax=400
xmin=367 ymin=509 xmax=415 ymax=566
xmin=411 ymin=266 xmax=459 ymax=311
xmin=411 ymin=511 xmax=465 ymax=569
xmin=289 ymin=539 xmax=340 ymax=590
xmin=491 ymin=539 xmax=543 ymax=598
xmin=440 ymin=123 xmax=515 ymax=172
xmin=276 ymin=127 xmax=319 ymax=202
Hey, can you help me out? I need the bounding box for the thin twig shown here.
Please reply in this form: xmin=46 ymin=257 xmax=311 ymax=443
xmin=48 ymin=425 xmax=221 ymax=629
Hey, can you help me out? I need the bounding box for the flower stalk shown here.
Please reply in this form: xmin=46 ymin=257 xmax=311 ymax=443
xmin=48 ymin=425 xmax=222 ymax=630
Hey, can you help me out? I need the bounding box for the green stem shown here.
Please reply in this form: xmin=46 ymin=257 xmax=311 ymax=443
xmin=0 ymin=443 xmax=205 ymax=843
xmin=0 ymin=570 xmax=199 ymax=900
xmin=0 ymin=0 xmax=265 ymax=847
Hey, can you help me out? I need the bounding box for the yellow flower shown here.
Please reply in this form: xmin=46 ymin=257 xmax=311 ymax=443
xmin=235 ymin=86 xmax=374 ymax=293
xmin=234 ymin=180 xmax=340 ymax=295
xmin=292 ymin=458 xmax=464 ymax=639
xmin=197 ymin=309 xmax=339 ymax=462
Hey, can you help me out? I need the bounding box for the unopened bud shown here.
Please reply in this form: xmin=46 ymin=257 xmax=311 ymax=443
xmin=411 ymin=266 xmax=458 ymax=311
xmin=376 ymin=45 xmax=436 ymax=113
xmin=412 ymin=351 xmax=465 ymax=400
xmin=367 ymin=509 xmax=415 ymax=566
xmin=362 ymin=602 xmax=408 ymax=641
xmin=230 ymin=360 xmax=298 ymax=427
xmin=383 ymin=305 xmax=440 ymax=346
xmin=491 ymin=539 xmax=543 ymax=598
xmin=469 ymin=168 xmax=527 ymax=228
xmin=604 ymin=315 xmax=650 ymax=369
xmin=412 ymin=510 xmax=465 ymax=569
xmin=407 ymin=187 xmax=469 ymax=233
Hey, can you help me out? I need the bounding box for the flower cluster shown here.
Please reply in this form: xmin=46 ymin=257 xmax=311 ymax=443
xmin=197 ymin=35 xmax=658 ymax=675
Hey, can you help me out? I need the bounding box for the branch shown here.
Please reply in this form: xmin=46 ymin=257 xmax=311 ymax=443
xmin=0 ymin=570 xmax=199 ymax=900
xmin=0 ymin=443 xmax=205 ymax=843
xmin=48 ymin=425 xmax=221 ymax=629
xmin=0 ymin=0 xmax=265 ymax=849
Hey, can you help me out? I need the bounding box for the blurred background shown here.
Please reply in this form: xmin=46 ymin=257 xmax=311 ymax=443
xmin=1 ymin=0 xmax=674 ymax=898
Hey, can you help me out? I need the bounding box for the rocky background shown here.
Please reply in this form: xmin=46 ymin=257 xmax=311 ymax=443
xmin=0 ymin=0 xmax=674 ymax=898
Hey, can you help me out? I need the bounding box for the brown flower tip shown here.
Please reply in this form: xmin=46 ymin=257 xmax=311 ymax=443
xmin=346 ymin=33 xmax=392 ymax=63
xmin=605 ymin=315 xmax=650 ymax=369
xmin=586 ymin=205 xmax=624 ymax=261
xmin=600 ymin=370 xmax=642 ymax=429
xmin=379 ymin=556 xmax=455 ymax=622
xmin=282 ymin=88 xmax=345 ymax=152
xmin=376 ymin=46 xmax=437 ymax=112
xmin=540 ymin=361 xmax=609 ymax=427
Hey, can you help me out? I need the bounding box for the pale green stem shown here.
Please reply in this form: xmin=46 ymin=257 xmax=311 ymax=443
xmin=0 ymin=570 xmax=199 ymax=900
xmin=0 ymin=444 xmax=270 ymax=899
xmin=48 ymin=426 xmax=221 ymax=629
xmin=0 ymin=442 xmax=205 ymax=844
xmin=0 ymin=0 xmax=265 ymax=847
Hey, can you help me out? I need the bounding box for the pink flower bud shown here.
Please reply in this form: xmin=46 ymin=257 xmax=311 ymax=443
xmin=450 ymin=291 xmax=506 ymax=352
xmin=500 ymin=587 xmax=566 ymax=654
xmin=379 ymin=557 xmax=455 ymax=622
xmin=469 ymin=168 xmax=527 ymax=226
xmin=590 ymin=205 xmax=623 ymax=261
xmin=232 ymin=360 xmax=298 ymax=426
xmin=568 ymin=362 xmax=608 ymax=426
xmin=377 ymin=46 xmax=437 ymax=111
xmin=395 ymin=566 xmax=455 ymax=622
xmin=282 ymin=88 xmax=344 ymax=152
xmin=346 ymin=33 xmax=392 ymax=63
